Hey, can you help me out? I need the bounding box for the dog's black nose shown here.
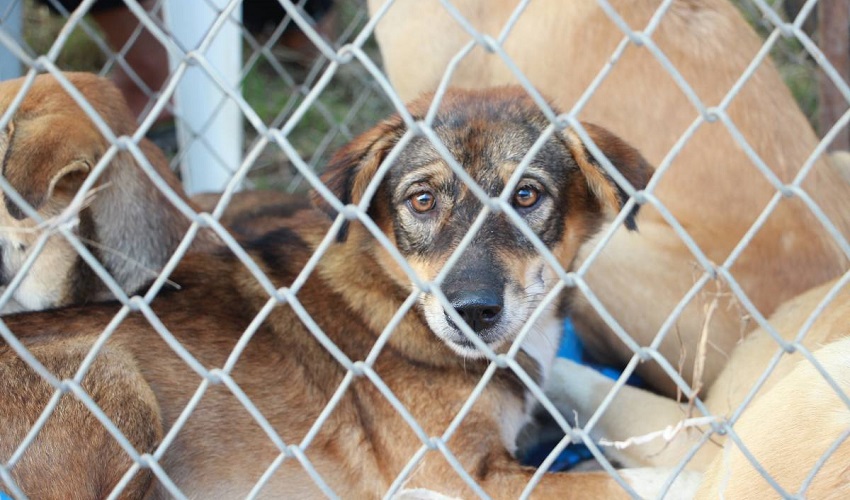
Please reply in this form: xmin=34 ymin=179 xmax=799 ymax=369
xmin=449 ymin=290 xmax=503 ymax=333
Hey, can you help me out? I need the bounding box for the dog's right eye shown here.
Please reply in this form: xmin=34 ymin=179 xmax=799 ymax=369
xmin=407 ymin=191 xmax=437 ymax=214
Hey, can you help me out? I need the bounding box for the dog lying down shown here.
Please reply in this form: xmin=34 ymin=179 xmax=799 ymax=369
xmin=0 ymin=73 xmax=217 ymax=314
xmin=547 ymin=275 xmax=850 ymax=497
xmin=0 ymin=87 xmax=700 ymax=498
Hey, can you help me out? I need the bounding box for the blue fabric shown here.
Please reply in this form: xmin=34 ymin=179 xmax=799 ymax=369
xmin=523 ymin=318 xmax=643 ymax=472
xmin=0 ymin=491 xmax=13 ymax=500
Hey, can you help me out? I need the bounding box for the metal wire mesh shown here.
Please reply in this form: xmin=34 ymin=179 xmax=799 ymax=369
xmin=0 ymin=0 xmax=848 ymax=498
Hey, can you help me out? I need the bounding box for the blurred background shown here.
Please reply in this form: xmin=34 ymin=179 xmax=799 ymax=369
xmin=3 ymin=0 xmax=848 ymax=192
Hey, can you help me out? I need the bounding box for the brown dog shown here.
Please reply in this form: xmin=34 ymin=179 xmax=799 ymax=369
xmin=0 ymin=73 xmax=216 ymax=313
xmin=0 ymin=88 xmax=703 ymax=498
xmin=367 ymin=0 xmax=850 ymax=398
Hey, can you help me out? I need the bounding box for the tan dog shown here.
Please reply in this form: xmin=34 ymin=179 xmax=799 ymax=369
xmin=0 ymin=88 xmax=705 ymax=499
xmin=697 ymin=331 xmax=850 ymax=498
xmin=367 ymin=0 xmax=850 ymax=397
xmin=548 ymin=276 xmax=850 ymax=480
xmin=0 ymin=72 xmax=216 ymax=313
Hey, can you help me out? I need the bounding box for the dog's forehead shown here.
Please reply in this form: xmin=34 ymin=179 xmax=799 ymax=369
xmin=389 ymin=115 xmax=569 ymax=186
xmin=439 ymin=104 xmax=547 ymax=153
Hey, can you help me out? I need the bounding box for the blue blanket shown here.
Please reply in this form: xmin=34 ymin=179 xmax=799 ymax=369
xmin=522 ymin=318 xmax=642 ymax=471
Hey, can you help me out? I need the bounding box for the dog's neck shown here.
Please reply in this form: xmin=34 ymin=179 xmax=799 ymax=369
xmin=318 ymin=228 xmax=457 ymax=367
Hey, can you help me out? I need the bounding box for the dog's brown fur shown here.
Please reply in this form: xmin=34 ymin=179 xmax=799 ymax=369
xmin=368 ymin=0 xmax=850 ymax=397
xmin=0 ymin=73 xmax=216 ymax=313
xmin=192 ymin=190 xmax=311 ymax=241
xmin=0 ymin=88 xmax=708 ymax=498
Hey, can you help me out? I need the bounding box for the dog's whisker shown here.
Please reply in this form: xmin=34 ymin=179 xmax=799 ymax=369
xmin=521 ymin=281 xmax=547 ymax=294
xmin=76 ymin=236 xmax=182 ymax=291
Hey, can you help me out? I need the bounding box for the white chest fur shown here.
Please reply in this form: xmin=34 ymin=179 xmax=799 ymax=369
xmin=499 ymin=308 xmax=563 ymax=453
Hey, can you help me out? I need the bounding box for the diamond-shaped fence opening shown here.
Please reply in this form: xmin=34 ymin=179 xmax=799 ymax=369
xmin=0 ymin=0 xmax=849 ymax=498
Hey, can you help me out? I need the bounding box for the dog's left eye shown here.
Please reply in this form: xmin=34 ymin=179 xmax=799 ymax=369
xmin=513 ymin=185 xmax=540 ymax=209
xmin=408 ymin=190 xmax=437 ymax=213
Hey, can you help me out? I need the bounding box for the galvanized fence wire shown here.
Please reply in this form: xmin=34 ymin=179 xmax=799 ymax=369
xmin=0 ymin=0 xmax=848 ymax=498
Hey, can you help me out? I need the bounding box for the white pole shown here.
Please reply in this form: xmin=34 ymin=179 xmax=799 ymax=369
xmin=164 ymin=0 xmax=242 ymax=195
xmin=0 ymin=0 xmax=23 ymax=79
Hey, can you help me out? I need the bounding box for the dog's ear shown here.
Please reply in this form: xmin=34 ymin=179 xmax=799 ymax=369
xmin=563 ymin=123 xmax=654 ymax=230
xmin=311 ymin=114 xmax=406 ymax=241
xmin=2 ymin=115 xmax=104 ymax=220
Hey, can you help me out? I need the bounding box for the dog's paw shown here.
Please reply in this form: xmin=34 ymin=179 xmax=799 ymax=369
xmin=544 ymin=358 xmax=617 ymax=424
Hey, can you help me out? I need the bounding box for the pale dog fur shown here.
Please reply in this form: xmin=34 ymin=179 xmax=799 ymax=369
xmin=547 ymin=277 xmax=850 ymax=485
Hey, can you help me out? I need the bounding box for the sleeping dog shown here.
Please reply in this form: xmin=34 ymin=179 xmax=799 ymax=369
xmin=549 ymin=275 xmax=850 ymax=496
xmin=0 ymin=73 xmax=216 ymax=313
xmin=0 ymin=88 xmax=698 ymax=498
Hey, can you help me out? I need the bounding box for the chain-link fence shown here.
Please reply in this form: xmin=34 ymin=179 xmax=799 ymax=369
xmin=0 ymin=0 xmax=849 ymax=498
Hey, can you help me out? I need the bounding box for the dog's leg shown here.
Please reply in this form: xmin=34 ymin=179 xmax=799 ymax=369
xmin=546 ymin=358 xmax=718 ymax=469
xmin=407 ymin=452 xmax=626 ymax=499
xmin=0 ymin=340 xmax=162 ymax=500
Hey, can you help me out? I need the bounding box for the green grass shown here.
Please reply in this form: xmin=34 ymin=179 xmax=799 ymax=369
xmin=23 ymin=1 xmax=109 ymax=71
xmin=781 ymin=56 xmax=820 ymax=125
